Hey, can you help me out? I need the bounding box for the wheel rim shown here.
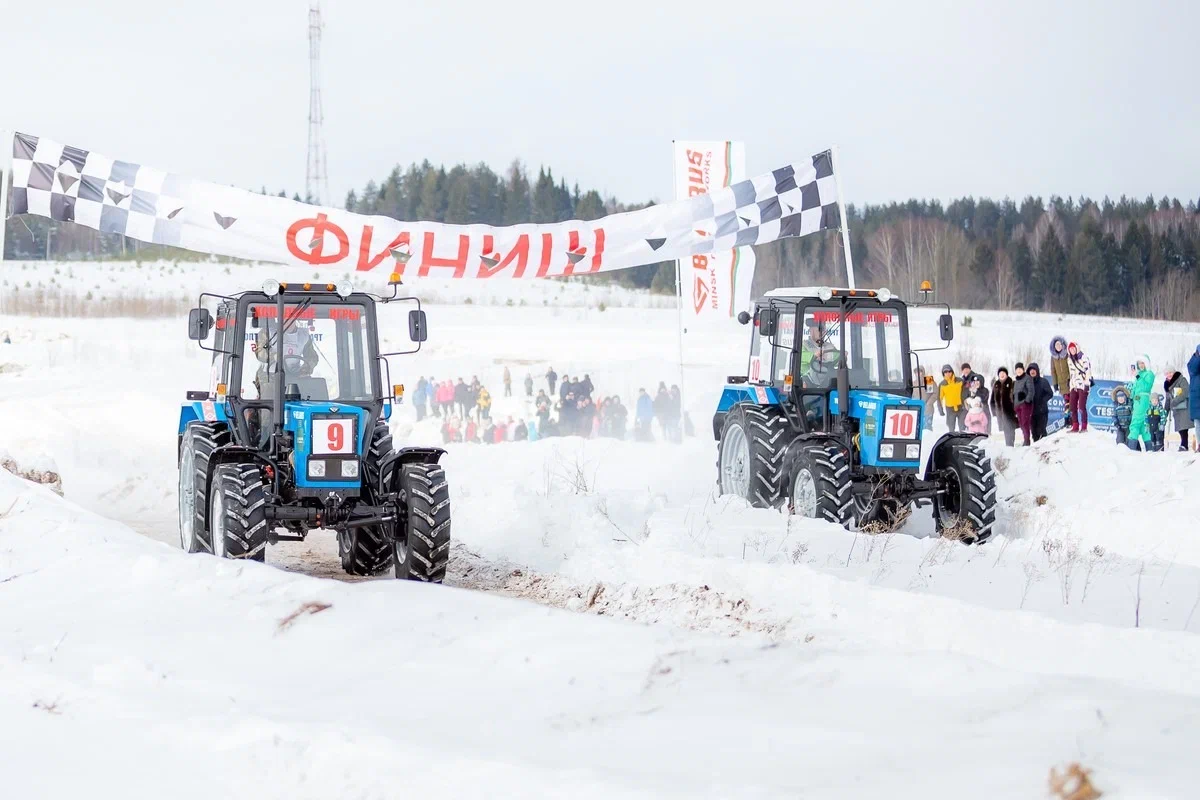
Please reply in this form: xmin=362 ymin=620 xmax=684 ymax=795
xmin=938 ymin=465 xmax=963 ymax=528
xmin=719 ymin=423 xmax=751 ymax=498
xmin=211 ymin=488 xmax=227 ymax=558
xmin=791 ymin=468 xmax=818 ymax=518
xmin=178 ymin=444 xmax=195 ymax=550
xmin=394 ymin=536 xmax=409 ymax=578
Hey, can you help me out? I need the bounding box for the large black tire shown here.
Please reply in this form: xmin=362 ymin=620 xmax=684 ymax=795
xmin=396 ymin=462 xmax=451 ymax=583
xmin=787 ymin=442 xmax=854 ymax=526
xmin=931 ymin=437 xmax=997 ymax=545
xmin=338 ymin=419 xmax=395 ymax=576
xmin=178 ymin=422 xmax=229 ymax=554
xmin=716 ymin=403 xmax=789 ymax=507
xmin=210 ymin=463 xmax=268 ymax=561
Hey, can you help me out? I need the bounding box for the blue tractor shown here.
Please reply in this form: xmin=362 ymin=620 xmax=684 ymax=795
xmin=177 ymin=276 xmax=451 ymax=580
xmin=714 ymin=286 xmax=996 ymax=543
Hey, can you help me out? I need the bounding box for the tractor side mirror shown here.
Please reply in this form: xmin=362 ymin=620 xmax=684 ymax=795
xmin=408 ymin=309 xmax=428 ymax=342
xmin=759 ymin=308 xmax=778 ymax=338
xmin=736 ymin=311 xmax=751 ymax=325
xmin=938 ymin=313 xmax=954 ymax=341
xmin=188 ymin=308 xmax=213 ymax=341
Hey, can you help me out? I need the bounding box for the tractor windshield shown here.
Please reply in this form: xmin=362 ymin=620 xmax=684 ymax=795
xmin=239 ymin=301 xmax=375 ymax=402
xmin=798 ymin=304 xmax=907 ymax=392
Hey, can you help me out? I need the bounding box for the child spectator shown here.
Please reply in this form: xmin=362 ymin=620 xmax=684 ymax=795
xmin=964 ymin=396 xmax=989 ymax=434
xmin=965 ymin=374 xmax=991 ymax=432
xmin=1111 ymin=386 xmax=1132 ymax=447
xmin=1147 ymin=394 xmax=1166 ymax=452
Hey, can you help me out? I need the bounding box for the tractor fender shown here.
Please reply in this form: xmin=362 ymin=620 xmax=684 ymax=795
xmin=378 ymin=447 xmax=446 ymax=495
xmin=924 ymin=432 xmax=986 ymax=480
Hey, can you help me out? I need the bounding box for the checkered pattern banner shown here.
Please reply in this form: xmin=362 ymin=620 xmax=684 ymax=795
xmin=5 ymin=131 xmax=841 ymax=278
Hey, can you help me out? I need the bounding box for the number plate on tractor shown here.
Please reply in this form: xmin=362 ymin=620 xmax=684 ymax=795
xmin=313 ymin=418 xmax=355 ymax=454
xmin=884 ymin=408 xmax=919 ymax=440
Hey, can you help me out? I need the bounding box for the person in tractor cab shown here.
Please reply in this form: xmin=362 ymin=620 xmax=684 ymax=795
xmin=254 ymin=320 xmax=318 ymax=393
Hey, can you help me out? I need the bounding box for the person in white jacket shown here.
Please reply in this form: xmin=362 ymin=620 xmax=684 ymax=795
xmin=1065 ymin=341 xmax=1093 ymax=432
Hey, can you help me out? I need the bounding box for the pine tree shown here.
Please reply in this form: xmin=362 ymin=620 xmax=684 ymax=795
xmin=444 ymin=174 xmax=471 ymax=223
xmin=416 ymin=167 xmax=446 ymax=222
xmin=1069 ymin=220 xmax=1106 ymax=312
xmin=1033 ymin=228 xmax=1067 ymax=309
xmin=531 ymin=168 xmax=558 ymax=223
xmin=503 ymin=161 xmax=530 ymax=224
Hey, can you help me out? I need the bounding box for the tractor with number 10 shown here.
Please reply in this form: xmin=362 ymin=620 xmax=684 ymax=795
xmin=714 ymin=283 xmax=997 ymax=543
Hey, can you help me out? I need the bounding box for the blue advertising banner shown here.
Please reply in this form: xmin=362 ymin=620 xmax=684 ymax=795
xmin=1047 ymin=379 xmax=1124 ymax=433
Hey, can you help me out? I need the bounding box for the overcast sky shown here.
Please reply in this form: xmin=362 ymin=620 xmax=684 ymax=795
xmin=2 ymin=0 xmax=1195 ymax=209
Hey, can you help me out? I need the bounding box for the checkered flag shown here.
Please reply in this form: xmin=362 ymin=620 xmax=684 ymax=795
xmin=673 ymin=151 xmax=840 ymax=255
xmin=6 ymin=132 xmax=224 ymax=247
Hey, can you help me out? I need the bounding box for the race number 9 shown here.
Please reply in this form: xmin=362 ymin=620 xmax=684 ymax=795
xmin=884 ymin=408 xmax=919 ymax=439
xmin=313 ymin=419 xmax=352 ymax=454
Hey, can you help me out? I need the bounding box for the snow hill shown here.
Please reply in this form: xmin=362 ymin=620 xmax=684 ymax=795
xmin=2 ymin=260 xmax=1200 ymax=797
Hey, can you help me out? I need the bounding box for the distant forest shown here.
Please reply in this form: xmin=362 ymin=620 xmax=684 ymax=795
xmin=5 ymin=158 xmax=1199 ymax=320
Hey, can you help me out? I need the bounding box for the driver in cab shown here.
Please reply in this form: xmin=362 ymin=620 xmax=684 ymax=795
xmin=255 ymin=319 xmax=318 ymax=391
xmin=800 ymin=318 xmax=840 ymax=389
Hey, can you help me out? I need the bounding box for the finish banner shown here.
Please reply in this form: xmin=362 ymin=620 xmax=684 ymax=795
xmin=6 ymin=131 xmax=840 ymax=278
xmin=673 ymin=141 xmax=757 ymax=326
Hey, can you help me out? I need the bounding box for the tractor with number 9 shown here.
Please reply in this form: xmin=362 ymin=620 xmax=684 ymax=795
xmin=177 ymin=275 xmax=452 ymax=580
xmin=714 ymin=284 xmax=997 ymax=543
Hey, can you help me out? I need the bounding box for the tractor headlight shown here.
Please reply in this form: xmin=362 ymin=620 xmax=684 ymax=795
xmin=262 ymin=278 xmax=281 ymax=297
xmin=877 ymin=287 xmax=893 ymax=303
xmin=879 ymin=444 xmax=894 ymax=459
xmin=308 ymin=459 xmax=326 ymax=478
xmin=341 ymin=460 xmax=359 ymax=478
xmin=335 ymin=281 xmax=353 ymax=298
xmin=906 ymin=444 xmax=921 ymax=460
xmin=817 ymin=287 xmax=833 ymax=302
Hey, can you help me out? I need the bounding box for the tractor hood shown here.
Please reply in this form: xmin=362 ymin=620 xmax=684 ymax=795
xmin=836 ymin=390 xmax=925 ymax=470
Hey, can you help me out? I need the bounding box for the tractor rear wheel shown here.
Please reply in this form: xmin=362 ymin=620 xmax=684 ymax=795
xmin=787 ymin=442 xmax=854 ymax=526
xmin=395 ymin=463 xmax=451 ymax=583
xmin=178 ymin=422 xmax=229 ymax=554
xmin=210 ymin=463 xmax=268 ymax=561
xmin=931 ymin=438 xmax=997 ymax=545
xmin=339 ymin=419 xmax=395 ymax=576
xmin=716 ymin=403 xmax=789 ymax=507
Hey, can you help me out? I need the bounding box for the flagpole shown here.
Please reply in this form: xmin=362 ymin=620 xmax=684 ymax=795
xmin=0 ymin=129 xmax=10 ymax=266
xmin=670 ymin=139 xmax=687 ymax=430
xmin=830 ymin=144 xmax=855 ymax=289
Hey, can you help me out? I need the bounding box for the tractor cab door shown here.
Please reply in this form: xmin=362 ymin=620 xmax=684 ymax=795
xmin=747 ymin=304 xmax=796 ymax=386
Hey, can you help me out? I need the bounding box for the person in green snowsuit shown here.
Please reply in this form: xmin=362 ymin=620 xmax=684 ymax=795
xmin=1127 ymin=354 xmax=1156 ymax=451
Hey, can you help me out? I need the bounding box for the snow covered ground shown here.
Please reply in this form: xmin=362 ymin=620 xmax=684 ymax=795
xmin=3 ymin=262 xmax=1200 ymax=797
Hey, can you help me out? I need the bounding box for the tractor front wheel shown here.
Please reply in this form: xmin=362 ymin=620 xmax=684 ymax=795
xmin=209 ymin=463 xmax=268 ymax=561
xmin=339 ymin=419 xmax=396 ymax=576
xmin=931 ymin=438 xmax=997 ymax=545
xmin=395 ymin=463 xmax=451 ymax=583
xmin=787 ymin=442 xmax=853 ymax=526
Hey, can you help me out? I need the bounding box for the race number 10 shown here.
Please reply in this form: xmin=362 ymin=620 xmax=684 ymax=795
xmin=884 ymin=408 xmax=919 ymax=439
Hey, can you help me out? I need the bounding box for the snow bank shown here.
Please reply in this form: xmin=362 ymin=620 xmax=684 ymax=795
xmin=4 ymin=469 xmax=1200 ymax=798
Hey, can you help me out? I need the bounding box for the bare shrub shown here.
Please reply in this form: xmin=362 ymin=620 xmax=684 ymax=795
xmin=0 ymin=287 xmax=190 ymax=318
xmin=1048 ymin=762 xmax=1102 ymax=800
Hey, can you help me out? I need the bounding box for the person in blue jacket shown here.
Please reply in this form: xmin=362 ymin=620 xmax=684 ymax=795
xmin=635 ymin=388 xmax=655 ymax=442
xmin=1188 ymin=344 xmax=1200 ymax=451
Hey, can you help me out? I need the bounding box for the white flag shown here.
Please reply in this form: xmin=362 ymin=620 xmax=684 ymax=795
xmin=672 ymin=141 xmax=758 ymax=330
xmin=7 ymin=131 xmax=839 ymax=279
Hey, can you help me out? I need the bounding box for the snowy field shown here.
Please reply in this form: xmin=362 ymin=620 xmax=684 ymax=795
xmin=3 ymin=261 xmax=1200 ymax=797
